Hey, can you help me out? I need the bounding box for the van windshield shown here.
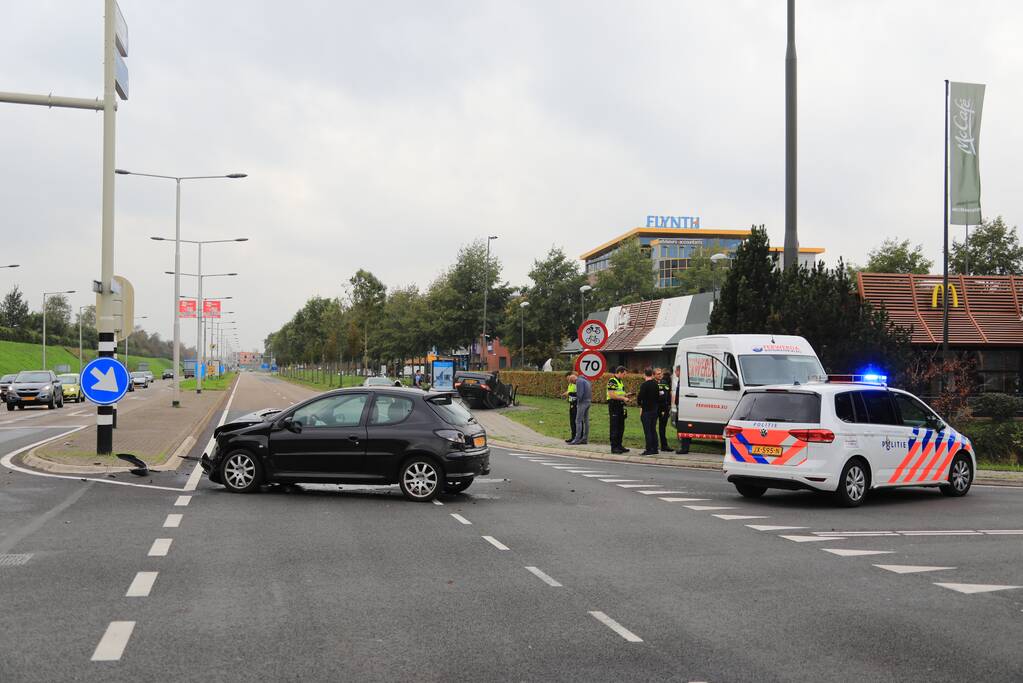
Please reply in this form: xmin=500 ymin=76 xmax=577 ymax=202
xmin=738 ymin=354 xmax=825 ymax=387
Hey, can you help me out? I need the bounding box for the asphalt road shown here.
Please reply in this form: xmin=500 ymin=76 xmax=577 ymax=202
xmin=2 ymin=373 xmax=1022 ymax=682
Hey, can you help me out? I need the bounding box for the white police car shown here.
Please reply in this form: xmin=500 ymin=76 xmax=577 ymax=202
xmin=722 ymin=378 xmax=975 ymax=507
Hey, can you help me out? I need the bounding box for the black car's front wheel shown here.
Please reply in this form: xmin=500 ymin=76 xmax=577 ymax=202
xmin=444 ymin=477 xmax=474 ymax=494
xmin=221 ymin=450 xmax=263 ymax=493
xmin=399 ymin=457 xmax=442 ymax=502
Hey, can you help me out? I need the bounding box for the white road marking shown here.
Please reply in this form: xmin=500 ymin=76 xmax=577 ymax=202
xmin=874 ymin=564 xmax=955 ymax=574
xmin=482 ymin=535 xmax=509 ymax=550
xmin=713 ymin=514 xmax=768 ymax=520
xmin=69 ymin=410 xmax=89 ymax=416
xmin=125 ymin=571 xmax=158 ymax=597
xmin=91 ymin=621 xmax=136 ymax=661
xmin=934 ymin=583 xmax=1022 ymax=594
xmin=582 ymin=474 xmax=609 ymax=477
xmin=163 ymin=514 xmax=182 ymax=528
xmin=148 ymin=538 xmax=173 ymax=557
xmin=748 ymin=525 xmax=807 ymax=532
xmin=525 ymin=566 xmax=562 ymax=587
xmin=637 ymin=490 xmax=687 ymax=495
xmin=432 ymin=499 xmax=444 ymax=506
xmin=589 ymin=611 xmax=643 ymax=643
xmin=450 ymin=513 xmax=472 ymax=525
xmin=821 ymin=548 xmax=894 ymax=557
xmin=978 ymin=529 xmax=1023 ymax=535
xmin=780 ymin=534 xmax=843 ymax=543
xmin=813 ymin=531 xmax=898 ymax=537
xmin=184 ymin=379 xmax=240 ymax=492
xmin=599 ymin=479 xmax=641 ymax=483
xmin=659 ymin=497 xmax=709 ymax=502
xmin=567 ymin=470 xmax=606 ymax=474
xmin=550 ymin=466 xmax=578 ymax=470
xmin=683 ymin=505 xmax=737 ymax=511
xmin=174 ymin=495 xmax=191 ymax=507
xmin=617 ymin=484 xmax=662 ymax=489
xmin=897 ymin=530 xmax=982 ymax=536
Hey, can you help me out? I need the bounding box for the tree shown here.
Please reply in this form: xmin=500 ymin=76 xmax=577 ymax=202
xmin=348 ymin=270 xmax=387 ymax=369
xmin=43 ymin=293 xmax=72 ymax=338
xmin=0 ymin=285 xmax=29 ymax=328
xmin=709 ymin=225 xmax=777 ymax=333
xmin=862 ymin=238 xmax=933 ymax=274
xmin=951 ymin=216 xmax=1023 ymax=275
xmin=591 ymin=238 xmax=656 ymax=310
xmin=377 ymin=285 xmax=428 ymax=372
xmin=664 ymin=249 xmax=730 ymax=297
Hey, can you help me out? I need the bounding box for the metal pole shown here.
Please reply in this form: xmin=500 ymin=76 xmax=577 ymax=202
xmin=520 ymin=307 xmax=525 ymax=369
xmin=78 ymin=307 xmax=84 ymax=375
xmin=196 ymin=245 xmax=203 ymax=393
xmin=942 ymin=79 xmax=950 ymax=375
xmin=172 ymin=179 xmax=181 ymax=406
xmin=42 ymin=292 xmax=47 ymax=369
xmin=964 ymin=223 xmax=970 ymax=275
xmin=783 ymin=0 xmax=798 ymax=270
xmin=481 ymin=240 xmax=490 ymax=371
xmin=96 ymin=0 xmax=118 ymax=455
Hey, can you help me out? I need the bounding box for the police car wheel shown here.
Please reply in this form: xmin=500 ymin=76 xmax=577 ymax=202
xmin=940 ymin=454 xmax=973 ymax=497
xmin=734 ymin=482 xmax=767 ymax=498
xmin=835 ymin=458 xmax=869 ymax=507
xmin=444 ymin=478 xmax=474 ymax=494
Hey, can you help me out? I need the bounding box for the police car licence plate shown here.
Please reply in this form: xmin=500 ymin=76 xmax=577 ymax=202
xmin=751 ymin=445 xmax=782 ymax=456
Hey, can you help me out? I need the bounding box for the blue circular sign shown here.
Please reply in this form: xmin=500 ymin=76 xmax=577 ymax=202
xmin=80 ymin=357 xmax=131 ymax=405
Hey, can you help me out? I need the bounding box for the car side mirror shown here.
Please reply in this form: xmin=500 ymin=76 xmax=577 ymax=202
xmin=278 ymin=417 xmax=301 ymax=433
xmin=723 ymin=375 xmax=739 ymax=391
xmin=925 ymin=414 xmax=944 ymax=431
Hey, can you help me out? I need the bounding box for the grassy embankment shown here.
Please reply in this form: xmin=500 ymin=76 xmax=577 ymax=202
xmin=179 ymin=372 xmax=237 ymax=391
xmin=0 ymin=339 xmax=174 ymax=376
xmin=503 ymin=395 xmax=721 ymax=454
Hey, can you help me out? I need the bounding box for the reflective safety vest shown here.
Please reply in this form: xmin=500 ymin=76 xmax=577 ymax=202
xmin=607 ymin=376 xmax=627 ymax=402
xmin=657 ymin=380 xmax=671 ymax=408
xmin=567 ymin=382 xmax=577 ymax=404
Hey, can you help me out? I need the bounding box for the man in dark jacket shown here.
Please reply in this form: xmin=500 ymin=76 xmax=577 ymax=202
xmin=656 ymin=368 xmax=672 ymax=451
xmin=637 ymin=367 xmax=660 ymax=455
xmin=568 ymin=374 xmax=591 ymax=444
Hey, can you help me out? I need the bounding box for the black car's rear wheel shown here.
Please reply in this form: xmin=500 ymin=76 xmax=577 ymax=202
xmin=399 ymin=457 xmax=442 ymax=501
xmin=221 ymin=450 xmax=262 ymax=493
xmin=444 ymin=477 xmax=474 ymax=494
xmin=5 ymin=403 xmax=13 ymax=411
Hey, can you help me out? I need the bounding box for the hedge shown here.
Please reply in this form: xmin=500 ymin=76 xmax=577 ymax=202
xmin=500 ymin=370 xmax=649 ymax=404
xmin=958 ymin=420 xmax=1023 ymax=464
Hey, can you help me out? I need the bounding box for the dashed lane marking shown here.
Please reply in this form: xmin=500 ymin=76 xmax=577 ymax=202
xmin=91 ymin=621 xmax=136 ymax=661
xmin=821 ymin=548 xmax=894 ymax=557
xmin=659 ymin=497 xmax=709 ymax=503
xmin=450 ymin=513 xmax=472 ymax=525
xmin=780 ymin=534 xmax=844 ymax=543
xmin=525 ymin=566 xmax=563 ymax=587
xmin=934 ymin=583 xmax=1022 ymax=595
xmin=617 ymin=484 xmax=662 ymax=489
xmin=683 ymin=505 xmax=737 ymax=511
xmin=163 ymin=514 xmax=182 ymax=528
xmin=748 ymin=525 xmax=807 ymax=531
xmin=599 ymin=479 xmax=641 ymax=483
xmin=566 ymin=470 xmax=607 ymax=474
xmin=581 ymin=474 xmax=609 ymax=477
xmin=174 ymin=496 xmax=191 ymax=507
xmin=713 ymin=514 xmax=768 ymax=520
xmin=148 ymin=539 xmax=172 ymax=557
xmin=125 ymin=571 xmax=158 ymax=597
xmin=482 ymin=536 xmax=509 ymax=551
xmin=637 ymin=490 xmax=687 ymax=495
xmin=874 ymin=564 xmax=955 ymax=574
xmin=589 ymin=611 xmax=643 ymax=643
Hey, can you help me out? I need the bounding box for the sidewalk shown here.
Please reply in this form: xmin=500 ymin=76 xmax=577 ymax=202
xmin=28 ymin=381 xmax=232 ymax=473
xmin=474 ymin=408 xmax=1023 ymax=486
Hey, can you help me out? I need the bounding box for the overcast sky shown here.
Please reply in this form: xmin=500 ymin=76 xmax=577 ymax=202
xmin=2 ymin=1 xmax=1021 ymax=352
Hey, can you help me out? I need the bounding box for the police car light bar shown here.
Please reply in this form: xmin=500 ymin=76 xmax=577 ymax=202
xmin=827 ymin=373 xmax=888 ymax=385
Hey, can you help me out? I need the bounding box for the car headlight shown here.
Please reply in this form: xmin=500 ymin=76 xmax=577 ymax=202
xmin=42 ymin=384 xmax=52 ymax=392
xmin=434 ymin=429 xmax=466 ymax=444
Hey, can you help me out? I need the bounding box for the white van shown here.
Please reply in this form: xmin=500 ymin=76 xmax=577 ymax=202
xmin=672 ymin=334 xmax=825 ymax=444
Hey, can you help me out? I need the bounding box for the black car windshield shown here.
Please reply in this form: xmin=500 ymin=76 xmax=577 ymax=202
xmin=733 ymin=391 xmax=821 ymax=423
xmin=427 ymin=396 xmax=475 ymax=426
xmin=16 ymin=372 xmax=51 ymax=383
xmin=737 ymin=354 xmax=825 ymax=387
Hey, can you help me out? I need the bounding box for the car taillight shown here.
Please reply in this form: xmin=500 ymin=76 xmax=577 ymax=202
xmin=723 ymin=425 xmax=742 ymax=438
xmin=479 ymin=383 xmax=490 ymax=391
xmin=789 ymin=429 xmax=835 ymax=443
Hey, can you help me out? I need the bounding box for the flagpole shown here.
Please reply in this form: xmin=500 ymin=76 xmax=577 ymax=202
xmin=942 ymin=79 xmax=950 ymax=380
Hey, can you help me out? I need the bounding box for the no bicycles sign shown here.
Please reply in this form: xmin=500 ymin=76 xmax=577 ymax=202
xmin=577 ymin=319 xmax=609 ymax=350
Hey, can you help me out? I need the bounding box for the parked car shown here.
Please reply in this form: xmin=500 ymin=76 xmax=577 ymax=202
xmin=162 ymin=369 xmax=174 ymax=380
xmin=130 ymin=371 xmax=150 ymax=389
xmin=364 ymin=376 xmax=403 ymax=388
xmin=454 ymin=370 xmax=514 ymax=409
xmin=58 ymin=373 xmax=84 ymax=403
xmin=0 ymin=374 xmax=16 ymax=403
xmin=201 ymin=387 xmax=490 ymax=501
xmin=6 ymin=370 xmax=63 ymax=410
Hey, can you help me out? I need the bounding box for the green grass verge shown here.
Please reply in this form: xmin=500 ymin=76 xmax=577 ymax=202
xmin=179 ymin=372 xmax=237 ymax=391
xmin=503 ymin=395 xmax=721 ymax=454
xmin=0 ymin=339 xmax=174 ymax=376
xmin=977 ymin=460 xmax=1023 ymax=472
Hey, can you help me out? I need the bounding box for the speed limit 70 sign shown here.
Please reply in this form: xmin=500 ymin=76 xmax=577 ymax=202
xmin=578 ymin=319 xmax=609 ymax=350
xmin=574 ymin=350 xmax=607 ymax=380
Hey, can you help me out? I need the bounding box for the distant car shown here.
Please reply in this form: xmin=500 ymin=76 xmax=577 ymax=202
xmin=201 ymin=388 xmax=490 ymax=501
xmin=6 ymin=370 xmax=63 ymax=410
xmin=454 ymin=370 xmax=514 ymax=409
xmin=0 ymin=374 xmax=16 ymax=403
xmin=363 ymin=376 xmax=402 ymax=388
xmin=143 ymin=371 xmax=155 ymax=384
xmin=58 ymin=373 xmax=84 ymax=403
xmin=130 ymin=371 xmax=150 ymax=388
xmin=162 ymin=369 xmax=174 ymax=380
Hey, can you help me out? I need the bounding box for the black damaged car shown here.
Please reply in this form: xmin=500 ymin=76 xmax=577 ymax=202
xmin=201 ymin=388 xmax=490 ymax=501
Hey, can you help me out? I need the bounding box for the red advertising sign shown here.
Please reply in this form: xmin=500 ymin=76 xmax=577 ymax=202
xmin=178 ymin=299 xmax=197 ymax=318
xmin=203 ymin=299 xmax=222 ymax=318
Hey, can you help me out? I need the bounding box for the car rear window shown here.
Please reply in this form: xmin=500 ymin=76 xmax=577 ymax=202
xmin=427 ymin=395 xmax=476 ymax=426
xmin=733 ymin=391 xmax=821 ymax=423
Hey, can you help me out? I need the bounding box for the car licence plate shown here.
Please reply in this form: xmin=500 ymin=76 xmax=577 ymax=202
xmin=751 ymin=445 xmax=782 ymax=456
xmin=473 ymin=436 xmax=486 ymax=448
xmin=22 ymin=396 xmax=35 ymax=401
xmin=462 ymin=379 xmax=478 ymax=384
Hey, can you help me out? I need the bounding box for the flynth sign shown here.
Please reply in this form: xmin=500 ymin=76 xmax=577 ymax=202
xmin=949 ymin=82 xmax=985 ymax=226
xmin=646 ymin=215 xmax=701 ymax=229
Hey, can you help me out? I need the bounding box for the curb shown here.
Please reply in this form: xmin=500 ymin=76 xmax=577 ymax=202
xmin=488 ymin=439 xmax=723 ymax=471
xmin=21 ymin=377 xmax=236 ymax=475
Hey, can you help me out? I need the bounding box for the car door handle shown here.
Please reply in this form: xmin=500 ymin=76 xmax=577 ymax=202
xmin=684 ymin=394 xmax=698 ymax=398
xmin=347 ymin=435 xmax=360 ymax=443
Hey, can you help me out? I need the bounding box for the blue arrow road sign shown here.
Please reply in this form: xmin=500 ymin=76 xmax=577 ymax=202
xmin=81 ymin=357 xmax=131 ymax=405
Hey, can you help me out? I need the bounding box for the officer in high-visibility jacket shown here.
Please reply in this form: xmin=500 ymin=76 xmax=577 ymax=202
xmin=656 ymin=368 xmax=672 ymax=451
xmin=563 ymin=372 xmax=578 ymax=444
xmin=606 ymin=366 xmax=631 ymax=454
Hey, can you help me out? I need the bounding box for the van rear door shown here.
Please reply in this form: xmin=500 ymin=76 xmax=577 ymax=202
xmin=677 ymin=350 xmax=741 ymax=440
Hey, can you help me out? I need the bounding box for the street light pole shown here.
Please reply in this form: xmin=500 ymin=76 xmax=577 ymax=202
xmin=579 ymin=284 xmax=592 ymax=325
xmin=480 ymin=235 xmax=498 ymax=369
xmin=197 ymin=242 xmax=203 ymax=392
xmin=78 ymin=305 xmax=89 ymax=376
xmin=519 ymin=301 xmax=530 ymax=369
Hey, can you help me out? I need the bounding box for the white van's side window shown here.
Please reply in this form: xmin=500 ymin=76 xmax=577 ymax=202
xmin=687 ymin=352 xmax=738 ymax=390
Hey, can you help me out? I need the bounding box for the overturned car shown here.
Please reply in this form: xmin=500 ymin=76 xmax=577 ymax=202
xmin=454 ymin=370 xmax=514 ymax=409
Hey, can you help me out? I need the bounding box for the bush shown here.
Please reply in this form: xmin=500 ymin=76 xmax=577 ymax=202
xmin=499 ymin=370 xmax=647 ymax=404
xmin=971 ymin=393 xmax=1023 ymax=421
xmin=958 ymin=420 xmax=1023 ymax=464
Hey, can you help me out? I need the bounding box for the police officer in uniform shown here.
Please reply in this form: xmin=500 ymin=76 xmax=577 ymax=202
xmin=656 ymin=368 xmax=672 ymax=452
xmin=606 ymin=366 xmax=631 ymax=454
xmin=563 ymin=372 xmax=578 ymax=444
